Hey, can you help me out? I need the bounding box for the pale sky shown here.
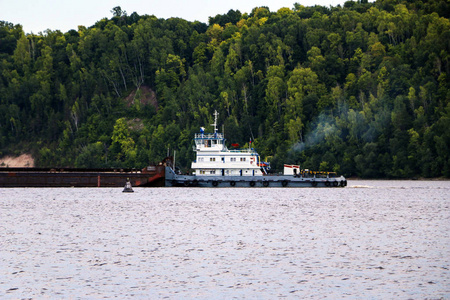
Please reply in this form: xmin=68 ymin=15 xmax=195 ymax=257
xmin=1 ymin=0 xmax=346 ymax=34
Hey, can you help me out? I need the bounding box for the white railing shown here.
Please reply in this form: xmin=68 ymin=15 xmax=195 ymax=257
xmin=195 ymin=133 xmax=223 ymax=139
xmin=227 ymin=148 xmax=256 ymax=153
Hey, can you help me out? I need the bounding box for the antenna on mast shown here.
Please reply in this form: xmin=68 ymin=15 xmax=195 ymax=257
xmin=211 ymin=110 xmax=219 ymax=137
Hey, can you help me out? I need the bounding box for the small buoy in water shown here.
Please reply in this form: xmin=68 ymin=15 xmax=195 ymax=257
xmin=123 ymin=178 xmax=134 ymax=193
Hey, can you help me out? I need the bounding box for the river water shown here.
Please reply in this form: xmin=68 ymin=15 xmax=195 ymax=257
xmin=1 ymin=181 xmax=449 ymax=299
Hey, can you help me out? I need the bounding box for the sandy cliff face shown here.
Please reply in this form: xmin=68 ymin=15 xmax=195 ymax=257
xmin=0 ymin=154 xmax=35 ymax=167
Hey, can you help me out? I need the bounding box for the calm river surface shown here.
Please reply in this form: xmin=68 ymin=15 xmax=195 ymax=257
xmin=1 ymin=181 xmax=449 ymax=299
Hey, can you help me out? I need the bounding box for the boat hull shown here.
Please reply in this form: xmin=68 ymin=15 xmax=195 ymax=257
xmin=0 ymin=166 xmax=165 ymax=187
xmin=165 ymin=167 xmax=346 ymax=188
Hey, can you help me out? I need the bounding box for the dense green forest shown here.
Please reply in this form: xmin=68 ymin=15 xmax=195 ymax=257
xmin=0 ymin=0 xmax=449 ymax=178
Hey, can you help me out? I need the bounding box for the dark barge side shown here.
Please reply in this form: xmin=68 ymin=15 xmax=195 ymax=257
xmin=0 ymin=165 xmax=165 ymax=187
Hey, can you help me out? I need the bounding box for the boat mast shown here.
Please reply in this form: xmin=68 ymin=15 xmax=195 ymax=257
xmin=174 ymin=150 xmax=176 ymax=172
xmin=211 ymin=110 xmax=219 ymax=138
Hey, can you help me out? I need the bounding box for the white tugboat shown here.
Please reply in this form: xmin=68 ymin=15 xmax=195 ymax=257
xmin=165 ymin=111 xmax=347 ymax=188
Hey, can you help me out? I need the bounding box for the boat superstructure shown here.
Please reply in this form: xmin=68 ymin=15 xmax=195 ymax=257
xmin=191 ymin=111 xmax=267 ymax=177
xmin=165 ymin=110 xmax=346 ymax=188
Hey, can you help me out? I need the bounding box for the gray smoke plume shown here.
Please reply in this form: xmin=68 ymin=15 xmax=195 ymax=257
xmin=292 ymin=113 xmax=338 ymax=153
xmin=292 ymin=103 xmax=391 ymax=153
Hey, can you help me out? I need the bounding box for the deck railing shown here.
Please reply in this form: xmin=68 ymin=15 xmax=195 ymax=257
xmin=195 ymin=133 xmax=224 ymax=139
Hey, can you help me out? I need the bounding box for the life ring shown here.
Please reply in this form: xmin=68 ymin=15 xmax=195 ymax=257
xmin=325 ymin=181 xmax=331 ymax=187
xmin=312 ymin=181 xmax=318 ymax=187
xmin=249 ymin=181 xmax=255 ymax=187
xmin=333 ymin=181 xmax=339 ymax=187
xmin=263 ymin=181 xmax=269 ymax=187
xmin=230 ymin=181 xmax=236 ymax=187
xmin=212 ymin=181 xmax=218 ymax=187
xmin=282 ymin=180 xmax=288 ymax=187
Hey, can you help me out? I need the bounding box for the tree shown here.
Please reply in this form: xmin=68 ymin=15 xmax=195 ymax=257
xmin=111 ymin=6 xmax=126 ymax=17
xmin=110 ymin=118 xmax=136 ymax=162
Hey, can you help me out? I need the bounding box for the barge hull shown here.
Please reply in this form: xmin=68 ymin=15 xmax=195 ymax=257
xmin=0 ymin=166 xmax=165 ymax=187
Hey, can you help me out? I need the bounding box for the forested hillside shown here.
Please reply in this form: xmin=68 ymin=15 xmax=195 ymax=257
xmin=0 ymin=0 xmax=449 ymax=178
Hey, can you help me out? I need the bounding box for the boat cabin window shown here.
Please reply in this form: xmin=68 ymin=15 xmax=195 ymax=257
xmin=240 ymin=157 xmax=246 ymax=162
xmin=230 ymin=158 xmax=236 ymax=162
xmin=210 ymin=170 xmax=215 ymax=174
xmin=210 ymin=157 xmax=216 ymax=162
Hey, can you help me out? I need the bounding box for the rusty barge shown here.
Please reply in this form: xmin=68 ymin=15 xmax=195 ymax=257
xmin=0 ymin=165 xmax=165 ymax=187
